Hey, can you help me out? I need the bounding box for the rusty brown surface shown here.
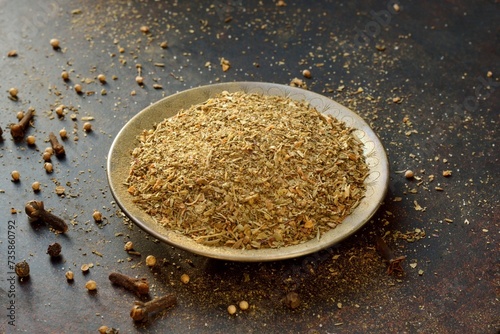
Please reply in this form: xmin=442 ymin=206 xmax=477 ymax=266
xmin=0 ymin=1 xmax=498 ymax=333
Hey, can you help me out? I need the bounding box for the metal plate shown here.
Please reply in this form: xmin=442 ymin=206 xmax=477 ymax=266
xmin=107 ymin=82 xmax=389 ymax=261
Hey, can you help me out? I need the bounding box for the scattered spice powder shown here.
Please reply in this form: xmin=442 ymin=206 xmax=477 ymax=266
xmin=126 ymin=92 xmax=369 ymax=249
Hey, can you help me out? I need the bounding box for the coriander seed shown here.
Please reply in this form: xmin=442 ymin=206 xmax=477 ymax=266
xmin=160 ymin=41 xmax=168 ymax=49
xmin=93 ymin=210 xmax=103 ymax=222
xmin=124 ymin=241 xmax=134 ymax=251
xmin=61 ymin=71 xmax=69 ymax=80
xmin=140 ymin=26 xmax=150 ymax=33
xmin=83 ymin=122 xmax=92 ymax=132
xmin=25 ymin=200 xmax=69 ymax=233
xmin=180 ymin=274 xmax=190 ymax=284
xmin=26 ymin=135 xmax=36 ymax=145
xmin=85 ymin=280 xmax=97 ymax=291
xmin=135 ymin=76 xmax=144 ymax=85
xmin=65 ymin=270 xmax=74 ymax=281
xmin=405 ymin=170 xmax=414 ymax=179
xmin=239 ymin=300 xmax=249 ymax=310
xmin=11 ymin=170 xmax=20 ymax=182
xmin=32 ymin=181 xmax=41 ymax=192
xmin=9 ymin=87 xmax=19 ymax=98
xmin=145 ymin=255 xmax=157 ymax=267
xmin=81 ymin=264 xmax=90 ymax=273
xmin=16 ymin=111 xmax=24 ymax=120
xmin=55 ymin=105 xmax=64 ymax=117
xmin=227 ymin=305 xmax=237 ymax=315
xmin=74 ymin=84 xmax=83 ymax=94
xmin=44 ymin=162 xmax=53 ymax=173
xmin=98 ymin=326 xmax=109 ymax=334
xmin=59 ymin=128 xmax=68 ymax=139
xmin=50 ymin=38 xmax=60 ymax=48
xmin=302 ymin=69 xmax=312 ymax=78
xmin=97 ymin=74 xmax=106 ymax=83
xmin=42 ymin=151 xmax=52 ymax=162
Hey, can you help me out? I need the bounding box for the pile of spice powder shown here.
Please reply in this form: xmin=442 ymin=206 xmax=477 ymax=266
xmin=126 ymin=91 xmax=369 ymax=249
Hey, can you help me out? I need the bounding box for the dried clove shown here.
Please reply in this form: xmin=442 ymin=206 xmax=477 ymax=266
xmin=130 ymin=294 xmax=177 ymax=322
xmin=10 ymin=107 xmax=34 ymax=140
xmin=25 ymin=200 xmax=68 ymax=233
xmin=376 ymin=237 xmax=406 ymax=275
xmin=109 ymin=272 xmax=149 ymax=296
xmin=48 ymin=132 xmax=65 ymax=157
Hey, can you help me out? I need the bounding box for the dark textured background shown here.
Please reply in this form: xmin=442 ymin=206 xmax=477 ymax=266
xmin=0 ymin=1 xmax=498 ymax=333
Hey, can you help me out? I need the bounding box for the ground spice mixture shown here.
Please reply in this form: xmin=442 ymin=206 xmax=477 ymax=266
xmin=126 ymin=91 xmax=369 ymax=249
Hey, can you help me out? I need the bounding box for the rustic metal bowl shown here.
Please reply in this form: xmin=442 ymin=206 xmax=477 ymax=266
xmin=107 ymin=82 xmax=389 ymax=262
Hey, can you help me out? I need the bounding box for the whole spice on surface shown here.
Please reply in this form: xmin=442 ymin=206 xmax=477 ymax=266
xmin=61 ymin=71 xmax=69 ymax=81
xmin=109 ymin=272 xmax=149 ymax=295
xmin=26 ymin=135 xmax=36 ymax=146
xmin=10 ymin=107 xmax=34 ymax=140
xmin=98 ymin=326 xmax=119 ymax=334
xmin=15 ymin=260 xmax=30 ymax=278
xmin=227 ymin=305 xmax=237 ymax=315
xmin=74 ymin=84 xmax=83 ymax=94
xmin=65 ymin=270 xmax=74 ymax=281
xmin=126 ymin=92 xmax=369 ymax=249
xmin=124 ymin=241 xmax=134 ymax=251
xmin=85 ymin=280 xmax=97 ymax=291
xmin=9 ymin=87 xmax=18 ymax=98
xmin=376 ymin=237 xmax=406 ymax=275
xmin=55 ymin=105 xmax=64 ymax=117
xmin=83 ymin=122 xmax=92 ymax=132
xmin=11 ymin=170 xmax=20 ymax=182
xmin=130 ymin=294 xmax=177 ymax=322
xmin=50 ymin=38 xmax=60 ymax=48
xmin=46 ymin=242 xmax=62 ymax=257
xmin=48 ymin=132 xmax=65 ymax=157
xmin=404 ymin=170 xmax=414 ymax=179
xmin=44 ymin=162 xmax=54 ymax=173
xmin=59 ymin=128 xmax=68 ymax=139
xmin=145 ymin=255 xmax=157 ymax=267
xmin=239 ymin=300 xmax=249 ymax=310
xmin=180 ymin=274 xmax=190 ymax=284
xmin=97 ymin=74 xmax=106 ymax=83
xmin=135 ymin=76 xmax=144 ymax=85
xmin=32 ymin=181 xmax=41 ymax=192
xmin=25 ymin=200 xmax=68 ymax=233
xmin=93 ymin=210 xmax=103 ymax=222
